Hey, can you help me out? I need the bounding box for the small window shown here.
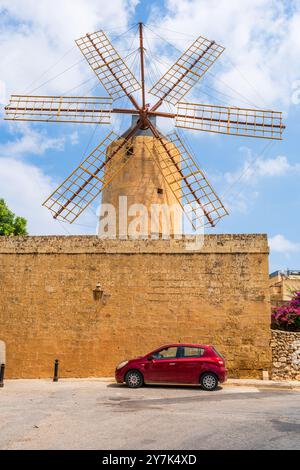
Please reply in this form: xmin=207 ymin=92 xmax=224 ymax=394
xmin=157 ymin=188 xmax=164 ymax=195
xmin=212 ymin=347 xmax=224 ymax=359
xmin=183 ymin=347 xmax=204 ymax=358
xmin=126 ymin=146 xmax=134 ymax=156
xmin=153 ymin=347 xmax=178 ymax=360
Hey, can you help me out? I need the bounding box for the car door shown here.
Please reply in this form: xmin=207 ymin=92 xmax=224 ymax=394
xmin=172 ymin=346 xmax=205 ymax=383
xmin=145 ymin=346 xmax=179 ymax=383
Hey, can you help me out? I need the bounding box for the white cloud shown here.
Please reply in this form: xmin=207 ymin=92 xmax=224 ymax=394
xmin=225 ymin=153 xmax=300 ymax=185
xmin=0 ymin=156 xmax=97 ymax=235
xmin=0 ymin=124 xmax=65 ymax=157
xmin=147 ymin=0 xmax=300 ymax=109
xmin=217 ymin=148 xmax=300 ymax=214
xmin=0 ymin=0 xmax=137 ymax=100
xmin=223 ymin=190 xmax=259 ymax=215
xmin=254 ymin=155 xmax=299 ymax=177
xmin=0 ymin=123 xmax=81 ymax=158
xmin=69 ymin=131 xmax=79 ymax=146
xmin=269 ymin=234 xmax=300 ymax=254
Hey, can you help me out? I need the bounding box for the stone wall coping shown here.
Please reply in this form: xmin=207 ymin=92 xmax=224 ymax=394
xmin=0 ymin=234 xmax=269 ymax=255
xmin=271 ymin=330 xmax=300 ymax=336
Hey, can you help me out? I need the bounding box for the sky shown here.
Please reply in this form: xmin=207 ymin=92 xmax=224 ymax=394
xmin=0 ymin=0 xmax=299 ymax=272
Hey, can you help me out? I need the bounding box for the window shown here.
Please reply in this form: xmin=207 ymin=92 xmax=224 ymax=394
xmin=153 ymin=347 xmax=178 ymax=360
xmin=126 ymin=146 xmax=134 ymax=156
xmin=212 ymin=347 xmax=224 ymax=359
xmin=183 ymin=347 xmax=204 ymax=358
xmin=124 ymin=145 xmax=134 ymax=162
xmin=157 ymin=188 xmax=164 ymax=194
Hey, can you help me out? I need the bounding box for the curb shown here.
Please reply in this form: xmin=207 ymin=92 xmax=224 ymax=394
xmin=2 ymin=377 xmax=300 ymax=390
xmin=224 ymin=378 xmax=300 ymax=390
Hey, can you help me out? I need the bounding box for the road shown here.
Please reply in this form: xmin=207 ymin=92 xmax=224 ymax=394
xmin=0 ymin=379 xmax=300 ymax=450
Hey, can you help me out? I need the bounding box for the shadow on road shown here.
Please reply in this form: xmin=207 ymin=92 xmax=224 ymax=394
xmin=107 ymin=383 xmax=223 ymax=392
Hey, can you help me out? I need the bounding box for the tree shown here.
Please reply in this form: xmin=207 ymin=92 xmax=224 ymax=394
xmin=0 ymin=199 xmax=28 ymax=236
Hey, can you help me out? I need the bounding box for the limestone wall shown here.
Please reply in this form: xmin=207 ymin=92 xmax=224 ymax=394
xmin=271 ymin=330 xmax=300 ymax=380
xmin=0 ymin=234 xmax=271 ymax=379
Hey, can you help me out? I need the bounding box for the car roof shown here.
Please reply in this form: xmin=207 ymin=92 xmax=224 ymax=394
xmin=152 ymin=343 xmax=211 ymax=351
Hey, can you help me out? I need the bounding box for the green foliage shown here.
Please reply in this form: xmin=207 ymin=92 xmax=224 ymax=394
xmin=0 ymin=199 xmax=28 ymax=236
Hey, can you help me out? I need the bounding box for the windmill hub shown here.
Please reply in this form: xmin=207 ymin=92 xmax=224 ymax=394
xmin=138 ymin=109 xmax=150 ymax=130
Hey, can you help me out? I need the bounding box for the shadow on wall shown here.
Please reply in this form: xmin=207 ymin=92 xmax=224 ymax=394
xmin=0 ymin=341 xmax=5 ymax=364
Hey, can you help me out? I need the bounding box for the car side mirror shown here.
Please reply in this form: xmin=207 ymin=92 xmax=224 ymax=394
xmin=147 ymin=356 xmax=154 ymax=361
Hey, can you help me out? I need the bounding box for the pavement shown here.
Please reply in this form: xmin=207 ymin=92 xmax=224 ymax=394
xmin=226 ymin=378 xmax=300 ymax=390
xmin=1 ymin=378 xmax=300 ymax=450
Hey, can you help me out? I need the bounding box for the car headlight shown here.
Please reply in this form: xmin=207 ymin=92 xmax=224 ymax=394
xmin=116 ymin=360 xmax=129 ymax=370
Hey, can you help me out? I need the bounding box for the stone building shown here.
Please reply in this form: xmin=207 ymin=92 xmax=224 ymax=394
xmin=0 ymin=124 xmax=274 ymax=380
xmin=269 ymin=270 xmax=300 ymax=304
xmin=101 ymin=119 xmax=182 ymax=238
xmin=0 ymin=234 xmax=271 ymax=379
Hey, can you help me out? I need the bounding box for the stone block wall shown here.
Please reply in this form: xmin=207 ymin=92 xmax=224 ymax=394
xmin=0 ymin=234 xmax=271 ymax=379
xmin=271 ymin=330 xmax=300 ymax=380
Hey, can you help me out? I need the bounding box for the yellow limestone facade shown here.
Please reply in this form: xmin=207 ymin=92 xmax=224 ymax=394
xmin=0 ymin=235 xmax=272 ymax=379
xmin=0 ymin=126 xmax=272 ymax=380
xmin=269 ymin=270 xmax=300 ymax=304
xmin=101 ymin=135 xmax=182 ymax=238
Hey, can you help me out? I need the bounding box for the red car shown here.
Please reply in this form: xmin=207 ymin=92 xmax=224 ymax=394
xmin=115 ymin=344 xmax=227 ymax=391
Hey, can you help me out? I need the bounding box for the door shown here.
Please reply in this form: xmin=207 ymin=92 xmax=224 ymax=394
xmin=172 ymin=346 xmax=205 ymax=383
xmin=0 ymin=341 xmax=5 ymax=365
xmin=145 ymin=346 xmax=179 ymax=383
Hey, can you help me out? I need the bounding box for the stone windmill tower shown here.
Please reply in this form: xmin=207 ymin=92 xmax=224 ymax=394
xmin=5 ymin=23 xmax=285 ymax=237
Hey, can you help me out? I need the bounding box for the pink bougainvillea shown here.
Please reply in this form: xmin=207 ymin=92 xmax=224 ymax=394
xmin=272 ymin=292 xmax=300 ymax=331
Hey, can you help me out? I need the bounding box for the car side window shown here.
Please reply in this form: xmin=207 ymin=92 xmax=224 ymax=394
xmin=183 ymin=347 xmax=204 ymax=358
xmin=153 ymin=347 xmax=178 ymax=360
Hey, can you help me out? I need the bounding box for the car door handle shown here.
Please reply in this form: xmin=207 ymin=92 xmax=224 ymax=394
xmin=169 ymin=363 xmax=176 ymax=366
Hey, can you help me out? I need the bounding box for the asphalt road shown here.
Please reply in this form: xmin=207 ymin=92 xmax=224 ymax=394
xmin=0 ymin=379 xmax=300 ymax=450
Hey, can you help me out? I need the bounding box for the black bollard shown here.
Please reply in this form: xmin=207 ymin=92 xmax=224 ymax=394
xmin=53 ymin=359 xmax=59 ymax=382
xmin=0 ymin=363 xmax=5 ymax=388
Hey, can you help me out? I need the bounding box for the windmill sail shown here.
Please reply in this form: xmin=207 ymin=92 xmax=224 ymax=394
xmin=5 ymin=95 xmax=112 ymax=124
xmin=4 ymin=23 xmax=285 ymax=227
xmin=76 ymin=31 xmax=141 ymax=103
xmin=43 ymin=131 xmax=134 ymax=223
xmin=149 ymin=131 xmax=228 ymax=229
xmin=175 ymin=102 xmax=284 ymax=140
xmin=149 ymin=36 xmax=224 ymax=108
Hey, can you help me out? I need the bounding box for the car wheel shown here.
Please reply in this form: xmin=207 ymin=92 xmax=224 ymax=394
xmin=200 ymin=372 xmax=218 ymax=391
xmin=125 ymin=370 xmax=144 ymax=388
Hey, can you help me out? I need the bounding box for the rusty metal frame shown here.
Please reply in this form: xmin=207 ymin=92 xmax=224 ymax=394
xmin=175 ymin=102 xmax=284 ymax=140
xmin=43 ymin=125 xmax=139 ymax=222
xmin=139 ymin=22 xmax=146 ymax=110
xmin=76 ymin=30 xmax=141 ymax=108
xmin=147 ymin=123 xmax=228 ymax=228
xmin=149 ymin=35 xmax=225 ymax=111
xmin=4 ymin=95 xmax=112 ymax=124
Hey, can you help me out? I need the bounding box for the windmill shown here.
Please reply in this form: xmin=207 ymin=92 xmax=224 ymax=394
xmin=4 ymin=23 xmax=285 ymax=234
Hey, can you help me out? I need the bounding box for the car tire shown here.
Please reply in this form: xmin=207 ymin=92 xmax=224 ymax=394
xmin=200 ymin=372 xmax=218 ymax=391
xmin=125 ymin=370 xmax=144 ymax=388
